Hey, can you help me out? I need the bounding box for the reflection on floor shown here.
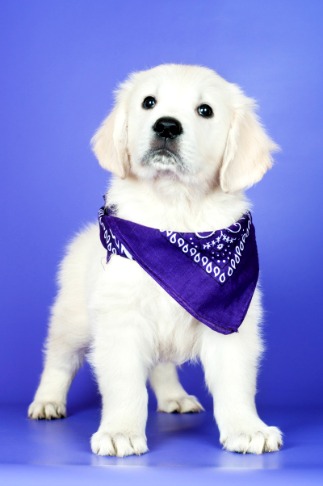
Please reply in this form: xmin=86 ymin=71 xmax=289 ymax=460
xmin=0 ymin=405 xmax=322 ymax=485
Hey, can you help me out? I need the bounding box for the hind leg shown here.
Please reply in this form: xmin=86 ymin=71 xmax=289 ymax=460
xmin=28 ymin=297 xmax=90 ymax=420
xmin=149 ymin=362 xmax=204 ymax=413
xmin=28 ymin=225 xmax=104 ymax=419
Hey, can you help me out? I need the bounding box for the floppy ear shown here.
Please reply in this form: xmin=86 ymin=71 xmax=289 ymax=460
xmin=91 ymin=99 xmax=129 ymax=178
xmin=220 ymin=92 xmax=279 ymax=193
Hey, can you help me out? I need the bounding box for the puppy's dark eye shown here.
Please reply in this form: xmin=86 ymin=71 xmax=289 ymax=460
xmin=197 ymin=104 xmax=214 ymax=118
xmin=142 ymin=96 xmax=157 ymax=109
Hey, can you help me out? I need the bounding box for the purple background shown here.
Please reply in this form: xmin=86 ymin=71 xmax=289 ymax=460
xmin=1 ymin=0 xmax=323 ymax=414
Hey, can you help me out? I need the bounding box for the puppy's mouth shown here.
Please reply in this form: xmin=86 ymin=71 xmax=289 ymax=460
xmin=141 ymin=148 xmax=187 ymax=175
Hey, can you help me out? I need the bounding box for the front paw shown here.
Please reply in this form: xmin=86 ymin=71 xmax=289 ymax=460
xmin=91 ymin=430 xmax=148 ymax=457
xmin=221 ymin=425 xmax=283 ymax=454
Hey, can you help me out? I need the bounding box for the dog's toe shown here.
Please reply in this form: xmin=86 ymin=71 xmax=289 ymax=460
xmin=28 ymin=401 xmax=66 ymax=420
xmin=263 ymin=426 xmax=283 ymax=452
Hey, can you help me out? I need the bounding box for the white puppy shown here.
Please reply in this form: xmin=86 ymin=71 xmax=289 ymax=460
xmin=28 ymin=64 xmax=283 ymax=456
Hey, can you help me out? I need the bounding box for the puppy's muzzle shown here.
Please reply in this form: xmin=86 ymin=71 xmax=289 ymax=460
xmin=153 ymin=117 xmax=183 ymax=140
xmin=141 ymin=116 xmax=187 ymax=175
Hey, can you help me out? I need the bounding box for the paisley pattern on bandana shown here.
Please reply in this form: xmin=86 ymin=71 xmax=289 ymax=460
xmin=98 ymin=207 xmax=133 ymax=260
xmin=161 ymin=213 xmax=252 ymax=286
xmin=98 ymin=206 xmax=259 ymax=335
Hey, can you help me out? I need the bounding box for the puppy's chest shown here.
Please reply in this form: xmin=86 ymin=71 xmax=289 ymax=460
xmin=135 ymin=261 xmax=200 ymax=361
xmin=104 ymin=257 xmax=200 ymax=362
xmin=148 ymin=280 xmax=200 ymax=362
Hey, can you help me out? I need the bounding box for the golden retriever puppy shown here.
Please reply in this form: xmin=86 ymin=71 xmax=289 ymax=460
xmin=29 ymin=64 xmax=282 ymax=457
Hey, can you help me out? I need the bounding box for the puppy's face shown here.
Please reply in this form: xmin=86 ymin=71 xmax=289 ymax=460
xmin=93 ymin=65 xmax=278 ymax=193
xmin=125 ymin=66 xmax=232 ymax=186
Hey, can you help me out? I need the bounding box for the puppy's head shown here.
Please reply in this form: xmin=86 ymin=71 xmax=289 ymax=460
xmin=92 ymin=64 xmax=278 ymax=193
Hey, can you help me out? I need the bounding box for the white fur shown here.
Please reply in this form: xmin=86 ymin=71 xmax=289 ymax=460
xmin=28 ymin=64 xmax=282 ymax=456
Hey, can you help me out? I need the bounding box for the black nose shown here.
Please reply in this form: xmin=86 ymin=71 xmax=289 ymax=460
xmin=153 ymin=117 xmax=183 ymax=140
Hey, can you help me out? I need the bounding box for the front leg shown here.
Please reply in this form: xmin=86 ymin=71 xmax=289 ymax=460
xmin=199 ymin=297 xmax=282 ymax=454
xmin=90 ymin=307 xmax=152 ymax=457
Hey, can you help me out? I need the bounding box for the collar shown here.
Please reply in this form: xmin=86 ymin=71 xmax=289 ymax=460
xmin=98 ymin=206 xmax=259 ymax=334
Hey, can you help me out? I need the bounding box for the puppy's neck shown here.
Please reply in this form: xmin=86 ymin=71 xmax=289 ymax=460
xmin=127 ymin=173 xmax=218 ymax=204
xmin=107 ymin=176 xmax=249 ymax=232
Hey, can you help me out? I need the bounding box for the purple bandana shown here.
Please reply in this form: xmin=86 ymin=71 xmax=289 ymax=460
xmin=98 ymin=206 xmax=259 ymax=334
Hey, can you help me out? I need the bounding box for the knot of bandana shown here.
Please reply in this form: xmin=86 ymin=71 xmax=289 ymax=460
xmin=98 ymin=206 xmax=259 ymax=335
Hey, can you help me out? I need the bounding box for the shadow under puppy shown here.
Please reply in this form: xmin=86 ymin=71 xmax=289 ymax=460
xmin=28 ymin=64 xmax=283 ymax=456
